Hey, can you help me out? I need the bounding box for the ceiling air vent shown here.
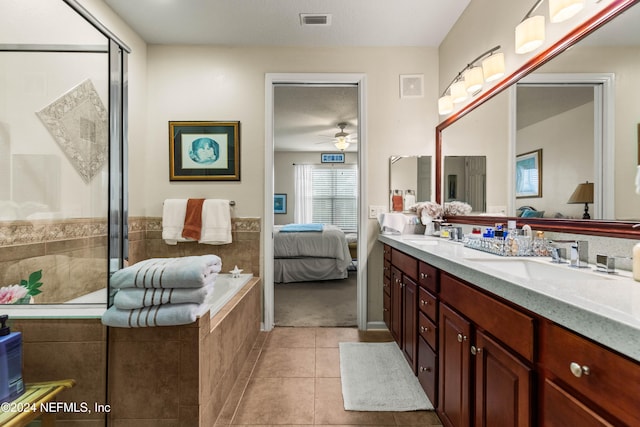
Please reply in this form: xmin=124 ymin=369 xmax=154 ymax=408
xmin=300 ymin=14 xmax=332 ymax=26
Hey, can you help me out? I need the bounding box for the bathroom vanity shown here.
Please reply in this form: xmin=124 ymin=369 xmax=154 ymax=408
xmin=379 ymin=234 xmax=640 ymax=427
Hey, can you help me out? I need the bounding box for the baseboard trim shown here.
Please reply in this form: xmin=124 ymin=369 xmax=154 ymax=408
xmin=366 ymin=321 xmax=389 ymax=331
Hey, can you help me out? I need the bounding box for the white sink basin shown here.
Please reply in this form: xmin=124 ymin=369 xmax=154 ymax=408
xmin=464 ymin=258 xmax=613 ymax=282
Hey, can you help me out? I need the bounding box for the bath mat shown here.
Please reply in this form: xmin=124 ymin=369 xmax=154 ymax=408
xmin=339 ymin=342 xmax=433 ymax=411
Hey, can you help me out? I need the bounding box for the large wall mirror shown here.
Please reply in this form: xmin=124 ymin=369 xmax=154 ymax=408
xmin=436 ymin=0 xmax=640 ymax=239
xmin=388 ymin=155 xmax=432 ymax=211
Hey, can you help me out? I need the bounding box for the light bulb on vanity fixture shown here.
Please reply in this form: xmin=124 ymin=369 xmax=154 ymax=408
xmin=515 ymin=0 xmax=585 ymax=54
xmin=438 ymin=45 xmax=504 ymax=115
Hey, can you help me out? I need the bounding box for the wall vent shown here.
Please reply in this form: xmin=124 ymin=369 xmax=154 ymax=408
xmin=300 ymin=14 xmax=332 ymax=26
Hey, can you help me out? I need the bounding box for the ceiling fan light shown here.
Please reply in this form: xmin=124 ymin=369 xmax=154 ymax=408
xmin=549 ymin=0 xmax=584 ymax=23
xmin=482 ymin=52 xmax=505 ymax=82
xmin=438 ymin=95 xmax=454 ymax=115
xmin=463 ymin=66 xmax=484 ymax=93
xmin=334 ymin=137 xmax=350 ymax=151
xmin=450 ymin=81 xmax=468 ymax=104
xmin=515 ymin=15 xmax=545 ymax=54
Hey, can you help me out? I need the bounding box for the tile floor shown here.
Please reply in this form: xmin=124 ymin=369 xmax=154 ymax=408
xmin=215 ymin=327 xmax=443 ymax=426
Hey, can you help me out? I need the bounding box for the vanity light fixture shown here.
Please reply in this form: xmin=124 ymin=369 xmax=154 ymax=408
xmin=438 ymin=45 xmax=504 ymax=115
xmin=516 ymin=0 xmax=585 ymax=54
xmin=568 ymin=180 xmax=594 ymax=219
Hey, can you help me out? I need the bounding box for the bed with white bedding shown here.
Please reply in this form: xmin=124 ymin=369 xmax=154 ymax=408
xmin=273 ymin=224 xmax=353 ymax=283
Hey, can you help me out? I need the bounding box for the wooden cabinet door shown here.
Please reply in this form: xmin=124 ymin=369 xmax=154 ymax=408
xmin=474 ymin=330 xmax=533 ymax=427
xmin=390 ymin=266 xmax=403 ymax=344
xmin=402 ymin=275 xmax=418 ymax=373
xmin=439 ymin=303 xmax=472 ymax=427
xmin=542 ymin=378 xmax=614 ymax=427
xmin=418 ymin=336 xmax=438 ymax=408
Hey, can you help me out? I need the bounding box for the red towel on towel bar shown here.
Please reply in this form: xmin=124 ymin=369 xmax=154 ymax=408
xmin=182 ymin=198 xmax=205 ymax=240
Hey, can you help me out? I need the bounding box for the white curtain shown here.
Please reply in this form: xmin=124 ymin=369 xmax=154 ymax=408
xmin=294 ymin=164 xmax=313 ymax=223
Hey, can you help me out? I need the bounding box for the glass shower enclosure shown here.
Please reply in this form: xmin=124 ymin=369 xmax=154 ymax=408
xmin=0 ymin=0 xmax=128 ymax=312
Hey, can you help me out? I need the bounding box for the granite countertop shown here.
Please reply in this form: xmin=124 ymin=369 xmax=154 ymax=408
xmin=379 ymin=233 xmax=640 ymax=363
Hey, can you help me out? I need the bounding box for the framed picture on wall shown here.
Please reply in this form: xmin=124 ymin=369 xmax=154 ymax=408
xmin=274 ymin=194 xmax=287 ymax=214
xmin=516 ymin=149 xmax=542 ymax=198
xmin=169 ymin=121 xmax=240 ymax=181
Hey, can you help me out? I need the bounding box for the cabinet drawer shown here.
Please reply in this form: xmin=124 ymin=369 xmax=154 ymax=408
xmin=440 ymin=272 xmax=535 ymax=362
xmin=418 ymin=287 xmax=438 ymax=322
xmin=417 ymin=336 xmax=437 ymax=408
xmin=383 ymin=274 xmax=390 ymax=296
xmin=383 ymin=244 xmax=391 ymax=261
xmin=419 ymin=311 xmax=437 ymax=350
xmin=391 ymin=248 xmax=418 ymax=281
xmin=383 ymin=258 xmax=391 ymax=279
xmin=383 ymin=291 xmax=390 ymax=327
xmin=541 ymin=321 xmax=640 ymax=427
xmin=418 ymin=261 xmax=439 ymax=293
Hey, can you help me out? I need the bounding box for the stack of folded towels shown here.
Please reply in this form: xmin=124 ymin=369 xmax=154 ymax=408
xmin=101 ymin=255 xmax=221 ymax=328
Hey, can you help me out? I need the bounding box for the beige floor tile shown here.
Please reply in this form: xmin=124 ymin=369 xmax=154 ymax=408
xmin=315 ymin=327 xmax=362 ymax=347
xmin=314 ymin=377 xmax=396 ymax=425
xmin=315 ymin=347 xmax=340 ymax=378
xmin=264 ymin=326 xmax=316 ymax=348
xmin=231 ymin=377 xmax=315 ymax=425
xmin=394 ymin=410 xmax=443 ymax=425
xmin=253 ymin=347 xmax=316 ymax=378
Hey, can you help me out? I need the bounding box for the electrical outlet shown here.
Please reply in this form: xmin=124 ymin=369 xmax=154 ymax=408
xmin=368 ymin=205 xmax=387 ymax=219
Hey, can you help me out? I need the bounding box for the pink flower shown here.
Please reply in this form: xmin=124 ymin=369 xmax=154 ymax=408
xmin=0 ymin=284 xmax=28 ymax=304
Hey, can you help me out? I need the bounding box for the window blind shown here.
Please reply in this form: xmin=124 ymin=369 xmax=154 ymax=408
xmin=311 ymin=166 xmax=357 ymax=231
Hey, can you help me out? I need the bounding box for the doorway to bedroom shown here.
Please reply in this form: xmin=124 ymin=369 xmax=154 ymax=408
xmin=264 ymin=74 xmax=367 ymax=330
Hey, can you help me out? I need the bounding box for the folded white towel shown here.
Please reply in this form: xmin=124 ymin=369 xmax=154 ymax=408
xmin=378 ymin=212 xmax=414 ymax=234
xmin=113 ymin=281 xmax=215 ymax=309
xmin=162 ymin=199 xmax=190 ymax=245
xmin=101 ymin=303 xmax=201 ymax=328
xmin=110 ymin=255 xmax=222 ymax=289
xmin=199 ymin=199 xmax=232 ymax=245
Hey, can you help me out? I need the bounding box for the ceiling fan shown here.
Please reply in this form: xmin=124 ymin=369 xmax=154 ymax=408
xmin=319 ymin=122 xmax=358 ymax=151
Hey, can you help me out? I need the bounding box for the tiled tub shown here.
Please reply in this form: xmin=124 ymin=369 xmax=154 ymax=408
xmin=107 ymin=275 xmax=262 ymax=426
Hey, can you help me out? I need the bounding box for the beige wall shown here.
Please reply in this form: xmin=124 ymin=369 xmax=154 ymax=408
xmin=80 ymin=0 xmax=440 ymax=325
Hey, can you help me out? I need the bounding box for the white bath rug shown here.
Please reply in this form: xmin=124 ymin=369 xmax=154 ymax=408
xmin=339 ymin=341 xmax=434 ymax=411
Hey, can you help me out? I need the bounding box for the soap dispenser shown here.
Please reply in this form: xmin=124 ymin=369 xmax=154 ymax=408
xmin=0 ymin=314 xmax=25 ymax=403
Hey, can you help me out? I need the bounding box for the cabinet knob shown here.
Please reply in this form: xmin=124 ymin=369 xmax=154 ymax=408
xmin=457 ymin=333 xmax=467 ymax=343
xmin=420 ymin=299 xmax=428 ymax=306
xmin=419 ymin=366 xmax=432 ymax=373
xmin=471 ymin=346 xmax=482 ymax=356
xmin=420 ymin=326 xmax=428 ymax=333
xmin=569 ymin=362 xmax=591 ymax=378
xmin=421 ymin=272 xmax=428 ymax=279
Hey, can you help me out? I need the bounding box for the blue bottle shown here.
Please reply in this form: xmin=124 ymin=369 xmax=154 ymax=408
xmin=0 ymin=314 xmax=25 ymax=403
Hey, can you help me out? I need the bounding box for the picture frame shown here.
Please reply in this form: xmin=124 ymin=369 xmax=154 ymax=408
xmin=169 ymin=121 xmax=240 ymax=181
xmin=321 ymin=152 xmax=345 ymax=163
xmin=274 ymin=194 xmax=287 ymax=214
xmin=516 ymin=149 xmax=542 ymax=198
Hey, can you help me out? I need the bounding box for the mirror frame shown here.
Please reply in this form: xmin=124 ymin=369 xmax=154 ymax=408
xmin=435 ymin=0 xmax=640 ymax=239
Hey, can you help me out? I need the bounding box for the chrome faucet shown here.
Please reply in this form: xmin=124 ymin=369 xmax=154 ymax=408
xmin=551 ymin=240 xmax=589 ymax=268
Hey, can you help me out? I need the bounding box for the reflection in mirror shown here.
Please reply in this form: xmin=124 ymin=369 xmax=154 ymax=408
xmin=389 ymin=155 xmax=432 ymax=211
xmin=438 ymin=1 xmax=640 ymax=225
xmin=516 ymin=83 xmax=597 ymax=219
xmin=443 ymin=156 xmax=486 ymax=212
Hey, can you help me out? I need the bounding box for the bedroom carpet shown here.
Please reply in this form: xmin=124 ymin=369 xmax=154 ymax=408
xmin=339 ymin=342 xmax=434 ymax=411
xmin=274 ymin=272 xmax=357 ymax=327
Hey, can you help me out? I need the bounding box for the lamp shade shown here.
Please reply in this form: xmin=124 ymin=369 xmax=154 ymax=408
xmin=334 ymin=137 xmax=350 ymax=151
xmin=515 ymin=15 xmax=545 ymax=54
xmin=482 ymin=52 xmax=505 ymax=82
xmin=549 ymin=0 xmax=585 ymax=23
xmin=438 ymin=95 xmax=454 ymax=115
xmin=568 ymin=181 xmax=594 ymax=204
xmin=450 ymin=81 xmax=468 ymax=104
xmin=463 ymin=66 xmax=484 ymax=93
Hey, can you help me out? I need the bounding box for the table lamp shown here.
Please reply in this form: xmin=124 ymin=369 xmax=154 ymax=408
xmin=568 ymin=181 xmax=594 ymax=219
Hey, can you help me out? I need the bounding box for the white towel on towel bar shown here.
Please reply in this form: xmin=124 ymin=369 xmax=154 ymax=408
xmin=199 ymin=199 xmax=232 ymax=245
xmin=110 ymin=255 xmax=222 ymax=289
xmin=101 ymin=303 xmax=202 ymax=327
xmin=113 ymin=281 xmax=215 ymax=309
xmin=162 ymin=199 xmax=190 ymax=245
